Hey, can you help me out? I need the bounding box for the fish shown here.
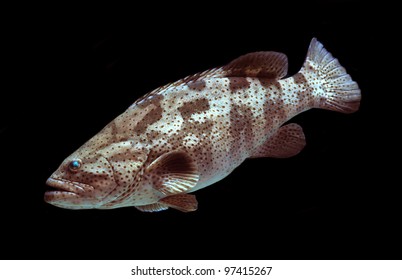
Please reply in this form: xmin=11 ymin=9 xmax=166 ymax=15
xmin=45 ymin=38 xmax=361 ymax=212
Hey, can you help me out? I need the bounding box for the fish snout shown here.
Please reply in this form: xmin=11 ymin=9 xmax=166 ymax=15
xmin=44 ymin=177 xmax=98 ymax=208
xmin=45 ymin=177 xmax=89 ymax=194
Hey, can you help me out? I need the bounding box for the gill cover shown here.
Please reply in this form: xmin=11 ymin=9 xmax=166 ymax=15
xmin=99 ymin=140 xmax=148 ymax=188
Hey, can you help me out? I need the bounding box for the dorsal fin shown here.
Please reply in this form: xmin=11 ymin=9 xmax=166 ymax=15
xmin=134 ymin=67 xmax=224 ymax=104
xmin=223 ymin=51 xmax=288 ymax=79
xmin=134 ymin=51 xmax=288 ymax=105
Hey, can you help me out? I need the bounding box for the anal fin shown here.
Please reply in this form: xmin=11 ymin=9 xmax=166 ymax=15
xmin=136 ymin=203 xmax=169 ymax=212
xmin=250 ymin=123 xmax=306 ymax=158
xmin=159 ymin=194 xmax=198 ymax=213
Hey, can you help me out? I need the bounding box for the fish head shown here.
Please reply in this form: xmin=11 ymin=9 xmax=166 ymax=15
xmin=45 ymin=139 xmax=148 ymax=209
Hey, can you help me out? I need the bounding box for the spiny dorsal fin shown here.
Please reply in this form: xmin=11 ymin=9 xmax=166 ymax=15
xmin=134 ymin=67 xmax=224 ymax=104
xmin=223 ymin=51 xmax=288 ymax=79
xmin=182 ymin=51 xmax=289 ymax=81
xmin=250 ymin=123 xmax=306 ymax=159
xmin=135 ymin=51 xmax=288 ymax=104
xmin=159 ymin=194 xmax=198 ymax=212
xmin=146 ymin=151 xmax=199 ymax=195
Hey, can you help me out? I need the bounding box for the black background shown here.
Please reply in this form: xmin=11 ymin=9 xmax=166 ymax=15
xmin=1 ymin=1 xmax=400 ymax=260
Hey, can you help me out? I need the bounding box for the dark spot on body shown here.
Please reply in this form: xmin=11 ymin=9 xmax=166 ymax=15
xmin=134 ymin=105 xmax=163 ymax=134
xmin=136 ymin=93 xmax=164 ymax=109
xmin=178 ymin=98 xmax=210 ymax=119
xmin=110 ymin=120 xmax=118 ymax=136
xmin=188 ymin=80 xmax=206 ymax=91
xmin=147 ymin=130 xmax=162 ymax=140
xmin=258 ymin=77 xmax=269 ymax=88
xmin=272 ymin=80 xmax=283 ymax=94
xmin=229 ymin=104 xmax=254 ymax=154
xmin=293 ymin=73 xmax=308 ymax=85
xmin=228 ymin=77 xmax=250 ymax=91
xmin=262 ymin=79 xmax=287 ymax=128
xmin=176 ymin=118 xmax=214 ymax=176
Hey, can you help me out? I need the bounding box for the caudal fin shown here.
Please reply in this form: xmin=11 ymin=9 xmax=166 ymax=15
xmin=301 ymin=38 xmax=361 ymax=114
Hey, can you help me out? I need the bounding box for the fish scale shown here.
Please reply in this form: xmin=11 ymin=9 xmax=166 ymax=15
xmin=45 ymin=38 xmax=360 ymax=212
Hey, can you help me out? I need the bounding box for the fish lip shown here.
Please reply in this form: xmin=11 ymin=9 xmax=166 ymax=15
xmin=44 ymin=190 xmax=79 ymax=202
xmin=45 ymin=177 xmax=91 ymax=194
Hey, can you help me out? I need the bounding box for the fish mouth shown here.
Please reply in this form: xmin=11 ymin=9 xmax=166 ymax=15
xmin=45 ymin=177 xmax=86 ymax=193
xmin=44 ymin=178 xmax=99 ymax=208
xmin=44 ymin=178 xmax=92 ymax=202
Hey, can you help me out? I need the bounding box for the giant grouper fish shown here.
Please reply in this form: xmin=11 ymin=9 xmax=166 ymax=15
xmin=45 ymin=38 xmax=361 ymax=212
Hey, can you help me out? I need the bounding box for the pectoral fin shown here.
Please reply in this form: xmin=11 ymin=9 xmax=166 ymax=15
xmin=159 ymin=194 xmax=198 ymax=212
xmin=146 ymin=151 xmax=200 ymax=195
xmin=250 ymin=123 xmax=306 ymax=158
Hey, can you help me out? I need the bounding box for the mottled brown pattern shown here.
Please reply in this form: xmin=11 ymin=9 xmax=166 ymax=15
xmin=188 ymin=80 xmax=206 ymax=91
xmin=133 ymin=105 xmax=163 ymax=134
xmin=229 ymin=104 xmax=254 ymax=155
xmin=183 ymin=119 xmax=214 ymax=133
xmin=100 ymin=163 xmax=147 ymax=208
xmin=262 ymin=97 xmax=275 ymax=131
xmin=271 ymin=81 xmax=287 ymax=122
xmin=228 ymin=77 xmax=250 ymax=92
xmin=146 ymin=130 xmax=162 ymax=140
xmin=136 ymin=93 xmax=164 ymax=109
xmin=286 ymin=73 xmax=316 ymax=114
xmin=293 ymin=72 xmax=308 ymax=85
xmin=45 ymin=38 xmax=360 ymax=212
xmin=134 ymin=88 xmax=164 ymax=108
xmin=178 ymin=98 xmax=210 ymax=119
xmin=178 ymin=116 xmax=215 ymax=177
xmin=258 ymin=77 xmax=274 ymax=88
xmin=260 ymin=79 xmax=288 ymax=131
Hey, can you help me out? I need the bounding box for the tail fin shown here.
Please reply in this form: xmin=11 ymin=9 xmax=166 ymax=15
xmin=301 ymin=38 xmax=361 ymax=114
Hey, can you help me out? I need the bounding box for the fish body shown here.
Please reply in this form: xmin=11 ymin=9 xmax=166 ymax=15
xmin=45 ymin=38 xmax=361 ymax=212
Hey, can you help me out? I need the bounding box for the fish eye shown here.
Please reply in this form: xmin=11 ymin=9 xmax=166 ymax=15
xmin=69 ymin=159 xmax=82 ymax=172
